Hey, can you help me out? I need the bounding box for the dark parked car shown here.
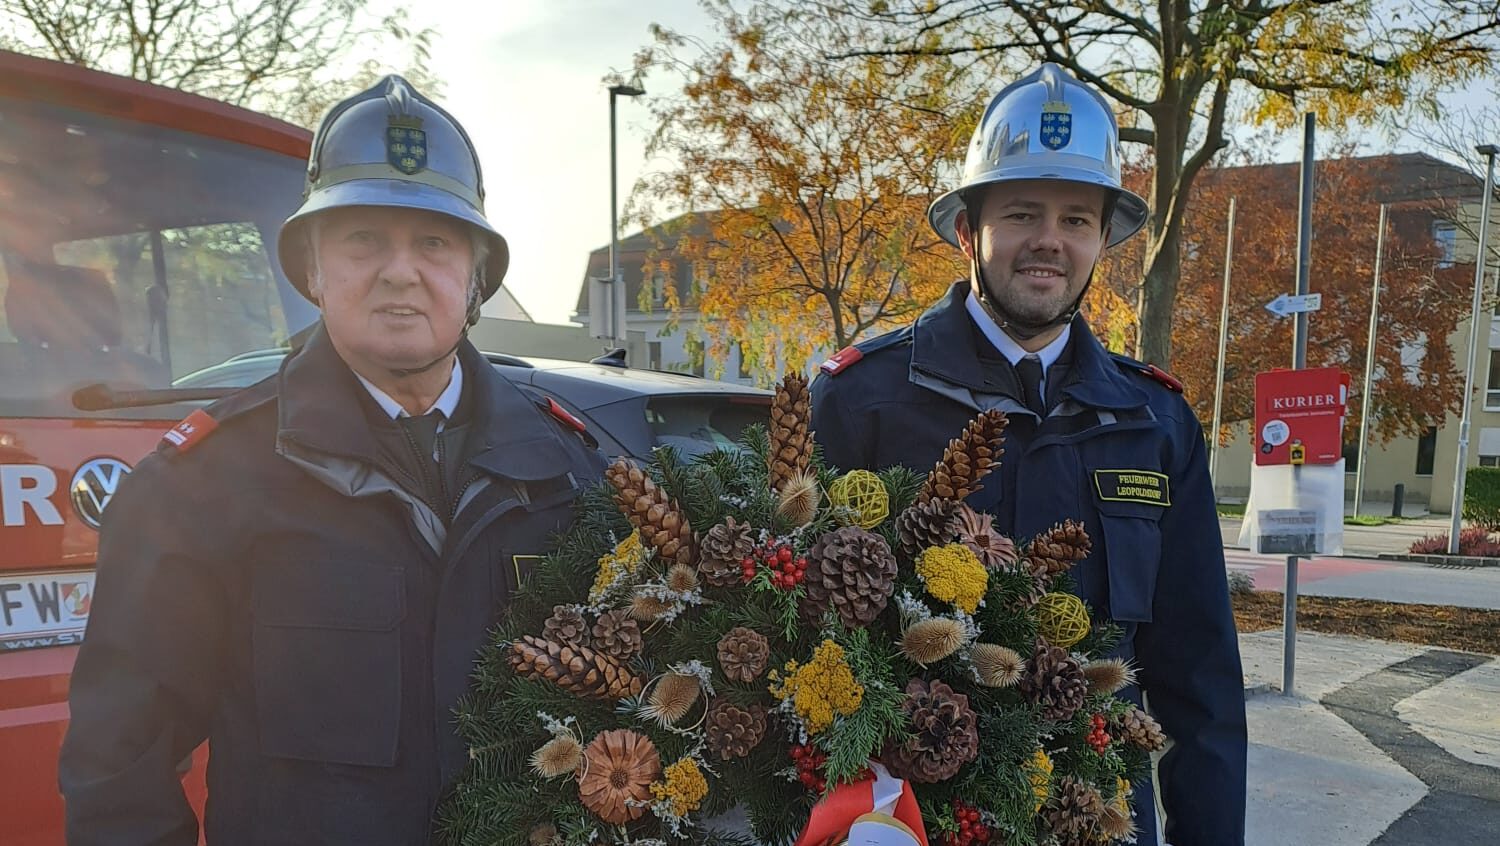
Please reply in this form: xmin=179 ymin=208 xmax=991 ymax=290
xmin=174 ymin=348 xmax=773 ymax=460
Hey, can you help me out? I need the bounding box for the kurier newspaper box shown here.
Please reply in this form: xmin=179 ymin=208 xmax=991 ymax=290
xmin=1241 ymin=367 xmax=1349 ymax=555
xmin=1253 ymin=367 xmax=1349 ymax=466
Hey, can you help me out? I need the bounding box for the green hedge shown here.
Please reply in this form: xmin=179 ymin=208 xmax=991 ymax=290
xmin=1463 ymin=466 xmax=1500 ymax=530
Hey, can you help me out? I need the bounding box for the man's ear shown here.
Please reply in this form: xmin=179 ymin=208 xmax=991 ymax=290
xmin=955 ymin=209 xmax=978 ymax=262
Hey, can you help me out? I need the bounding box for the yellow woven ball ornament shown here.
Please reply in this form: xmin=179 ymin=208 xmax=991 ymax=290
xmin=827 ymin=470 xmax=889 ymax=529
xmin=1035 ymin=592 xmax=1091 ymax=649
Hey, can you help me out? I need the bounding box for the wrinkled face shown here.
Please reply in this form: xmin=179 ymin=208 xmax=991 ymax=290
xmin=308 ymin=206 xmax=475 ymax=374
xmin=955 ymin=179 xmax=1109 ymax=328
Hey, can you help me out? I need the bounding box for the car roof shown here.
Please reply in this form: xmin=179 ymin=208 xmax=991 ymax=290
xmin=175 ymin=347 xmax=774 ymax=407
xmin=490 ymin=353 xmax=771 ymax=409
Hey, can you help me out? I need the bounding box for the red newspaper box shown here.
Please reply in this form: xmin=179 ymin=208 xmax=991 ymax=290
xmin=1253 ymin=367 xmax=1349 ymax=466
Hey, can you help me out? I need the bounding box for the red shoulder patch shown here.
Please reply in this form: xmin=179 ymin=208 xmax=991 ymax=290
xmin=1145 ymin=364 xmax=1184 ymax=393
xmin=818 ymin=346 xmax=864 ymax=376
xmin=542 ymin=397 xmax=587 ymax=434
xmin=160 ymin=409 xmax=219 ymax=453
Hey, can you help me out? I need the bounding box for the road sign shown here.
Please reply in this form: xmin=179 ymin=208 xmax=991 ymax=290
xmin=1253 ymin=367 xmax=1349 ymax=466
xmin=1265 ymin=292 xmax=1322 ymax=317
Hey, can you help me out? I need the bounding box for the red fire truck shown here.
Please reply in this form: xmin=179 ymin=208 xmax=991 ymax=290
xmin=0 ymin=50 xmax=317 ymax=844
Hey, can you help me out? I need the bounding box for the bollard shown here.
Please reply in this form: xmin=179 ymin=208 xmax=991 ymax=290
xmin=1392 ymin=483 xmax=1405 ymax=519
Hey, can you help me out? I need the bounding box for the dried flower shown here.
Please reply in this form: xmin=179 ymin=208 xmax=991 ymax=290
xmin=915 ymin=544 xmax=989 ymax=614
xmin=769 ymin=639 xmax=863 ymax=735
xmin=651 ymin=757 xmax=709 ymax=817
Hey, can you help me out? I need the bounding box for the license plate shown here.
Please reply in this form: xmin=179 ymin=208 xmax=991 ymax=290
xmin=1 ymin=570 xmax=94 ymax=651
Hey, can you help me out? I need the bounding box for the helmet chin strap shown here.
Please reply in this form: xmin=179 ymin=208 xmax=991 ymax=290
xmin=970 ymin=247 xmax=1090 ymax=342
xmin=384 ymin=285 xmax=481 ymax=379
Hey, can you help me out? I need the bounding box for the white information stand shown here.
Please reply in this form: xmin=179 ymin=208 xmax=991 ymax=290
xmin=1237 ymin=460 xmax=1346 ymax=555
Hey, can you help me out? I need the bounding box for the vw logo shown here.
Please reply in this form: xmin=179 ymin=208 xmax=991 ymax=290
xmin=70 ymin=457 xmax=132 ymax=530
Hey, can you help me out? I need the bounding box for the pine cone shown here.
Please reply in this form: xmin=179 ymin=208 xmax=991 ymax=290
xmin=1115 ymin=706 xmax=1167 ymax=752
xmin=606 ymin=458 xmax=697 ymax=567
xmin=1017 ymin=643 xmax=1087 ymax=722
xmin=542 ymin=605 xmax=590 ymax=647
xmin=509 ymin=635 xmax=644 ymax=701
xmin=1042 ymin=777 xmax=1106 ymax=844
xmin=717 ymin=626 xmax=770 ymax=683
xmin=704 ymin=699 xmax=768 ymax=760
xmin=918 ymin=410 xmax=1007 ymax=504
xmin=881 ymin=678 xmax=980 ymax=783
xmin=1025 ymin=520 xmax=1092 ymax=576
xmin=803 ymin=526 xmax=898 ymax=629
xmin=699 ymin=517 xmax=755 ymax=587
xmin=951 ymin=504 xmax=1017 ymax=570
xmin=769 ymin=372 xmax=812 ymax=492
xmin=894 ymin=498 xmax=959 ymax=562
xmin=591 ymin=609 xmax=643 ymax=661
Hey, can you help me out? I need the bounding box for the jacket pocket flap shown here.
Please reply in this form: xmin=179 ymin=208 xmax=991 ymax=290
xmin=254 ymin=560 xmax=405 ymax=631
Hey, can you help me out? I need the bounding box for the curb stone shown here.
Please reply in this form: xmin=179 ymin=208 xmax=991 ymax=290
xmin=1376 ymin=553 xmax=1500 ymax=568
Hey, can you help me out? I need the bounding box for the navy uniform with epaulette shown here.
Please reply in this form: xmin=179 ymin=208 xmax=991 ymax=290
xmin=59 ymin=76 xmax=607 ymax=845
xmin=812 ymin=64 xmax=1245 ymax=846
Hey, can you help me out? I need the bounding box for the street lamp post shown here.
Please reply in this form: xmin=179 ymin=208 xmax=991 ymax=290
xmin=1449 ymin=144 xmax=1499 ymax=554
xmin=608 ymin=82 xmax=645 ymax=351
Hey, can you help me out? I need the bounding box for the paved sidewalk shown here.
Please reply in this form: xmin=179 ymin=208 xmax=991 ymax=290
xmin=1240 ymin=630 xmax=1500 ymax=846
xmin=1222 ymin=549 xmax=1500 ymax=610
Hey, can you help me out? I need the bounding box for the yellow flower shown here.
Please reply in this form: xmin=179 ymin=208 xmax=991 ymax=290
xmin=651 ymin=757 xmax=709 ymax=816
xmin=1113 ymin=776 xmax=1132 ymax=815
xmin=915 ymin=544 xmax=988 ymax=613
xmin=769 ymin=639 xmax=864 ymax=734
xmin=589 ymin=531 xmax=645 ymax=602
xmin=1029 ymin=748 xmax=1053 ymax=812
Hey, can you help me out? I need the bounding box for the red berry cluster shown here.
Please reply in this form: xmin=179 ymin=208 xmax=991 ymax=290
xmin=940 ymin=800 xmax=992 ymax=846
xmin=1087 ymin=713 xmax=1112 ymax=754
xmin=742 ymin=541 xmax=808 ymax=590
xmin=789 ymin=744 xmax=827 ymax=793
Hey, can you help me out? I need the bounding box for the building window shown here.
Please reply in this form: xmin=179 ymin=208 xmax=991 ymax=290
xmin=648 ymin=341 xmax=662 ymax=370
xmin=1342 ymin=440 xmax=1359 ymax=472
xmin=651 ymin=273 xmax=666 ymax=306
xmin=737 ymin=343 xmax=752 ymax=380
xmin=1487 ymin=350 xmax=1500 ymax=409
xmin=692 ymin=356 xmax=705 ymax=378
xmin=1434 ymin=221 xmax=1457 ymax=270
xmin=1481 ymin=455 xmax=1500 ymax=468
xmin=1415 ymin=426 xmax=1438 ymax=476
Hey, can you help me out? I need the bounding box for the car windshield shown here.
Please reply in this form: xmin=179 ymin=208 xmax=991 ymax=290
xmin=0 ymin=97 xmax=317 ymax=418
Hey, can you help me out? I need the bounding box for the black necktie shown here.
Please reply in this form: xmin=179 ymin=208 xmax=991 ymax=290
xmin=1015 ymin=355 xmax=1046 ymax=417
xmin=398 ymin=411 xmax=445 ymax=503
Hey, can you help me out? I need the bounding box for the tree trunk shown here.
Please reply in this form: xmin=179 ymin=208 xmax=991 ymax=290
xmin=1137 ymin=214 xmax=1184 ymax=368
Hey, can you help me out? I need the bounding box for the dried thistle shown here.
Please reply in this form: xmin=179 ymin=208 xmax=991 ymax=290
xmin=643 ymin=672 xmax=701 ymax=727
xmin=775 ymin=468 xmax=822 ymax=526
xmin=971 ymin=643 xmax=1025 ymax=688
xmin=901 ymin=617 xmax=967 ymax=665
xmin=666 ymin=564 xmax=699 ymax=594
xmin=1082 ymin=657 xmax=1137 ymax=695
xmin=630 ymin=593 xmax=674 ymax=622
xmin=529 ymin=735 xmax=583 ymax=779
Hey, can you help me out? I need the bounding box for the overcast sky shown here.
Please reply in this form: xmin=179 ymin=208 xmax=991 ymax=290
xmin=424 ymin=1 xmax=1490 ymax=326
xmin=428 ymin=0 xmax=712 ymax=325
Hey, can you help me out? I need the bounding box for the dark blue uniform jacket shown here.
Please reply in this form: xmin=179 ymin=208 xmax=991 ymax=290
xmin=811 ymin=282 xmax=1247 ymax=846
xmin=59 ymin=326 xmax=603 ymax=845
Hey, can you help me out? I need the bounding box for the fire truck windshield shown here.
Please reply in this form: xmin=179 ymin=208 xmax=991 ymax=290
xmin=0 ymin=96 xmax=317 ymax=418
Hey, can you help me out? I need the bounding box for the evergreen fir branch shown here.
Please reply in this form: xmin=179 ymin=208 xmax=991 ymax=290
xmin=818 ymin=628 xmax=906 ymax=785
xmin=879 ymin=465 xmax=924 ymax=519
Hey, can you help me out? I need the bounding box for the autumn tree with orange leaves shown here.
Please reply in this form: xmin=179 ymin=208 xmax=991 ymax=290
xmin=625 ymin=2 xmax=993 ymax=378
xmin=1097 ymin=152 xmax=1475 ymax=446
